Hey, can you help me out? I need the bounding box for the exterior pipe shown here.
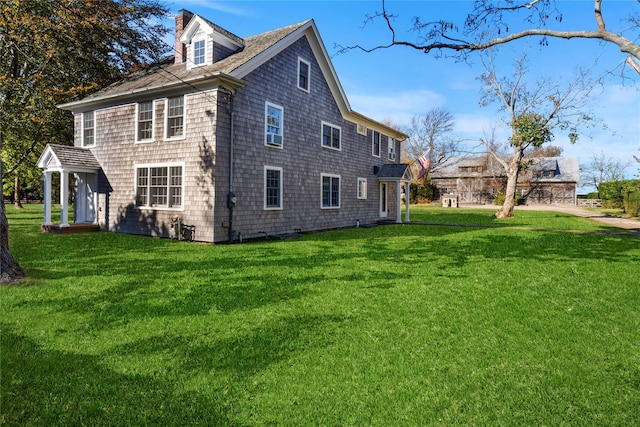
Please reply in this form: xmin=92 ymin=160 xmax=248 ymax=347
xmin=227 ymin=89 xmax=235 ymax=243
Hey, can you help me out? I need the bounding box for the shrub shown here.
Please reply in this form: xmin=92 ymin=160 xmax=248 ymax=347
xmin=493 ymin=190 xmax=522 ymax=206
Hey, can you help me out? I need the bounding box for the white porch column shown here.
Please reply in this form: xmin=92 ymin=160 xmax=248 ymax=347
xmin=43 ymin=171 xmax=52 ymax=225
xmin=404 ymin=182 xmax=410 ymax=222
xmin=60 ymin=170 xmax=69 ymax=227
xmin=395 ymin=180 xmax=402 ymax=223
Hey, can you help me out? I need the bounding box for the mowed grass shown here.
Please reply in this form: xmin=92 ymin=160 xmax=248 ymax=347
xmin=2 ymin=205 xmax=639 ymax=426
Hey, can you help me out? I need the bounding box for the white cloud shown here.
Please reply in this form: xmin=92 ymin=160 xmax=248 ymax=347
xmin=349 ymin=89 xmax=447 ymax=125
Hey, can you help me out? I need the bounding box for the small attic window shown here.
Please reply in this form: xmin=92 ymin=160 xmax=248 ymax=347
xmin=298 ymin=58 xmax=310 ymax=92
xmin=193 ymin=39 xmax=205 ymax=65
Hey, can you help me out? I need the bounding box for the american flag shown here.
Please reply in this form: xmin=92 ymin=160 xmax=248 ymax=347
xmin=416 ymin=151 xmax=431 ymax=179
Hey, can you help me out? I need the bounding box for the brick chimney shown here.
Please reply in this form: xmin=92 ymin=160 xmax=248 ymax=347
xmin=175 ymin=9 xmax=194 ymax=64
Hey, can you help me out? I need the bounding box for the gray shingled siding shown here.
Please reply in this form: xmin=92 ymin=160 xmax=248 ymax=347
xmin=76 ymin=35 xmax=401 ymax=242
xmin=84 ymin=92 xmax=221 ymax=242
xmin=220 ymin=36 xmax=395 ymax=240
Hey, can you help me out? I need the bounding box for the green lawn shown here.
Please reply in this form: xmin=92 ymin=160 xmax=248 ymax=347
xmin=2 ymin=205 xmax=639 ymax=426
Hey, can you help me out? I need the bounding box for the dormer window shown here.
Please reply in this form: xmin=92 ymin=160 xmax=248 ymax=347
xmin=193 ymin=39 xmax=205 ymax=65
xmin=179 ymin=15 xmax=245 ymax=68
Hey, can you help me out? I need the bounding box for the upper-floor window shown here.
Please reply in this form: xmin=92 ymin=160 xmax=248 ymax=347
xmin=265 ymin=101 xmax=283 ymax=148
xmin=135 ymin=163 xmax=183 ymax=209
xmin=459 ymin=166 xmax=484 ymax=173
xmin=388 ymin=137 xmax=396 ymax=161
xmin=357 ymin=178 xmax=367 ymax=199
xmin=193 ymin=39 xmax=206 ymax=65
xmin=372 ymin=131 xmax=381 ymax=157
xmin=82 ymin=111 xmax=95 ymax=147
xmin=298 ymin=58 xmax=310 ymax=92
xmin=321 ymin=174 xmax=340 ymax=209
xmin=321 ymin=122 xmax=341 ymax=150
xmin=166 ymin=96 xmax=185 ymax=139
xmin=535 ymin=170 xmax=556 ymax=178
xmin=136 ymin=101 xmax=154 ymax=142
xmin=264 ymin=166 xmax=283 ymax=210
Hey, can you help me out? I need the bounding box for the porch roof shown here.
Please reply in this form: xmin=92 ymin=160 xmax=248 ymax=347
xmin=37 ymin=144 xmax=101 ymax=173
xmin=375 ymin=164 xmax=412 ymax=181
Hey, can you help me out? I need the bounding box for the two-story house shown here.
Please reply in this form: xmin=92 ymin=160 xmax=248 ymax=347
xmin=37 ymin=10 xmax=410 ymax=242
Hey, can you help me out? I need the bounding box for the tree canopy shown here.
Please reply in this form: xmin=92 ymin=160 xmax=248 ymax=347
xmin=0 ymin=0 xmax=171 ymax=283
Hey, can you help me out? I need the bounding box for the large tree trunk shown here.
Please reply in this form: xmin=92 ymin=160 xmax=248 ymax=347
xmin=14 ymin=175 xmax=23 ymax=209
xmin=1 ymin=132 xmax=25 ymax=284
xmin=495 ymin=148 xmax=524 ymax=219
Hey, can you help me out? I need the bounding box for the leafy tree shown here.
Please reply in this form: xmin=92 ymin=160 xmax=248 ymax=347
xmin=0 ymin=0 xmax=170 ymax=284
xmin=477 ymin=51 xmax=593 ymax=218
xmin=582 ymin=152 xmax=631 ymax=193
xmin=341 ymin=0 xmax=640 ymax=75
xmin=526 ymin=145 xmax=563 ymax=158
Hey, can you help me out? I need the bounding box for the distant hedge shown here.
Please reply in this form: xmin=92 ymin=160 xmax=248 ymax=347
xmin=599 ymin=179 xmax=640 ymax=216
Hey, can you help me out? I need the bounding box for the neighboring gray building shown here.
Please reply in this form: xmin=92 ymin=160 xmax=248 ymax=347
xmin=38 ymin=11 xmax=410 ymax=242
xmin=430 ymin=155 xmax=580 ymax=205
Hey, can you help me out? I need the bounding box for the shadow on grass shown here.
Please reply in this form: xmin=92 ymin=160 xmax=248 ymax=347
xmin=0 ymin=328 xmax=241 ymax=426
xmin=1 ymin=312 xmax=347 ymax=425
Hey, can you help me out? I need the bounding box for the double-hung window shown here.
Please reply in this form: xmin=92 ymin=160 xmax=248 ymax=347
xmin=298 ymin=58 xmax=310 ymax=92
xmin=82 ymin=111 xmax=95 ymax=147
xmin=135 ymin=164 xmax=183 ymax=209
xmin=166 ymin=96 xmax=185 ymax=139
xmin=193 ymin=39 xmax=206 ymax=65
xmin=265 ymin=102 xmax=283 ymax=147
xmin=264 ymin=166 xmax=283 ymax=210
xmin=357 ymin=178 xmax=367 ymax=199
xmin=388 ymin=137 xmax=396 ymax=160
xmin=321 ymin=122 xmax=341 ymax=150
xmin=321 ymin=174 xmax=340 ymax=209
xmin=137 ymin=101 xmax=154 ymax=142
xmin=372 ymin=131 xmax=381 ymax=157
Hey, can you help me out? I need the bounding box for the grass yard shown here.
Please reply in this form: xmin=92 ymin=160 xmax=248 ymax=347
xmin=2 ymin=205 xmax=639 ymax=426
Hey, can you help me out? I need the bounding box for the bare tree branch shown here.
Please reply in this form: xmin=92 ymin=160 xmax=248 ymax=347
xmin=337 ymin=0 xmax=640 ymax=75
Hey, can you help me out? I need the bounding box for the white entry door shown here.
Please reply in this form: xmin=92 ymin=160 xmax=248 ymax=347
xmin=379 ymin=182 xmax=388 ymax=218
xmin=75 ymin=173 xmax=96 ymax=223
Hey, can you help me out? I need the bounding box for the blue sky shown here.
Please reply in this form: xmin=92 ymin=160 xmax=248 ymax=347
xmin=163 ymin=0 xmax=639 ymax=187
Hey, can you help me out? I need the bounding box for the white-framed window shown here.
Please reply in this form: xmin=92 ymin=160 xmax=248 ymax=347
xmin=321 ymin=174 xmax=340 ymax=209
xmin=136 ymin=101 xmax=154 ymax=143
xmin=264 ymin=166 xmax=283 ymax=210
xmin=388 ymin=137 xmax=396 ymax=161
xmin=372 ymin=131 xmax=381 ymax=157
xmin=321 ymin=122 xmax=341 ymax=150
xmin=265 ymin=101 xmax=284 ymax=148
xmin=297 ymin=57 xmax=310 ymax=92
xmin=193 ymin=39 xmax=206 ymax=65
xmin=135 ymin=163 xmax=183 ymax=209
xmin=357 ymin=178 xmax=367 ymax=199
xmin=165 ymin=96 xmax=185 ymax=139
xmin=357 ymin=123 xmax=367 ymax=136
xmin=82 ymin=111 xmax=95 ymax=147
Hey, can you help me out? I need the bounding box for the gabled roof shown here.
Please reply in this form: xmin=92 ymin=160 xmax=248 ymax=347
xmin=376 ymin=164 xmax=413 ymax=181
xmin=180 ymin=15 xmax=245 ymax=50
xmin=58 ymin=18 xmax=406 ymax=141
xmin=37 ymin=144 xmax=101 ymax=173
xmin=431 ymin=155 xmax=580 ymax=183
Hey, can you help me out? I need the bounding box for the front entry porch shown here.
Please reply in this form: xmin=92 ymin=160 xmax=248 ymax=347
xmin=375 ymin=164 xmax=413 ymax=223
xmin=37 ymin=144 xmax=102 ymax=233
